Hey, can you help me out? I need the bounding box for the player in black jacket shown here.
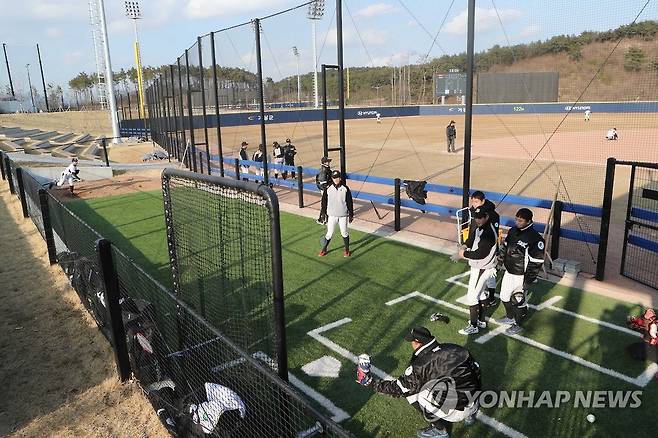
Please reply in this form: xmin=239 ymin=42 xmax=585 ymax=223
xmin=468 ymin=191 xmax=500 ymax=307
xmin=283 ymin=138 xmax=297 ymax=179
xmin=449 ymin=207 xmax=498 ymax=335
xmin=357 ymin=327 xmax=481 ymax=438
xmin=496 ymin=208 xmax=545 ymax=335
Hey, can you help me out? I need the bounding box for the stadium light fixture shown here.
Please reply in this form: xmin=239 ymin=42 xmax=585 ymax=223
xmin=307 ymin=0 xmax=325 ymax=109
xmin=292 ymin=46 xmax=301 ymax=104
xmin=125 ymin=1 xmax=145 ymax=119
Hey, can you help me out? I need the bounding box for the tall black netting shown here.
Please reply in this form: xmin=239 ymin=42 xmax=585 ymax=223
xmin=113 ymin=242 xmax=348 ymax=437
xmin=161 ymin=169 xmax=285 ymax=376
xmin=20 ymin=168 xmax=46 ymax=238
xmin=47 ymin=195 xmax=111 ymax=340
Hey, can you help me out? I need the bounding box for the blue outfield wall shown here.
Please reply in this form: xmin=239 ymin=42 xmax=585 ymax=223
xmin=124 ymin=101 xmax=658 ymax=132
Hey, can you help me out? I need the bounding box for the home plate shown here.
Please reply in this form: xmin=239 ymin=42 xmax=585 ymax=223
xmin=302 ymin=356 xmax=342 ymax=378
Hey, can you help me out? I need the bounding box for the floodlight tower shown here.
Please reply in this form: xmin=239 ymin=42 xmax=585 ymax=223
xmin=307 ymin=0 xmax=325 ymax=109
xmin=2 ymin=44 xmax=15 ymax=98
xmin=25 ymin=64 xmax=36 ymax=112
xmin=292 ymin=46 xmax=301 ymax=104
xmin=125 ymin=1 xmax=145 ymax=119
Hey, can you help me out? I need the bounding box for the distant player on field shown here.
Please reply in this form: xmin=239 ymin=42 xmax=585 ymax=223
xmin=605 ymin=127 xmax=618 ymax=140
xmin=584 ymin=109 xmax=591 ymax=122
xmin=55 ymin=157 xmax=81 ymax=196
xmin=376 ymin=113 xmax=382 ymax=124
xmin=318 ymin=170 xmax=354 ymax=257
xmin=446 ymin=120 xmax=456 ymax=153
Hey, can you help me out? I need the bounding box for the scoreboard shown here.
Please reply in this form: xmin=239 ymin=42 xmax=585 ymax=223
xmin=435 ymin=72 xmax=467 ymax=97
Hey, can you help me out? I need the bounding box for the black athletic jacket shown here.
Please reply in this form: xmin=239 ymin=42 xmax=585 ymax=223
xmin=316 ymin=165 xmax=332 ymax=191
xmin=372 ymin=339 xmax=481 ymax=412
xmin=446 ymin=124 xmax=456 ymax=139
xmin=468 ymin=199 xmax=500 ymax=238
xmin=463 ymin=218 xmax=498 ymax=269
xmin=499 ymin=223 xmax=545 ymax=284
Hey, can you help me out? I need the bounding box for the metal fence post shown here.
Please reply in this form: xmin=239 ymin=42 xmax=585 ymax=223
xmin=394 ymin=178 xmax=401 ymax=231
xmin=96 ymin=238 xmax=131 ymax=382
xmin=234 ymin=158 xmax=241 ymax=180
xmin=39 ymin=189 xmax=57 ymax=265
xmin=101 ymin=137 xmax=110 ymax=167
xmin=0 ymin=152 xmax=5 ymax=180
xmin=550 ymin=200 xmax=563 ymax=260
xmin=296 ymin=165 xmax=304 ymax=208
xmin=596 ymin=157 xmax=616 ymax=281
xmin=15 ymin=168 xmax=29 ymax=218
xmin=199 ymin=151 xmax=204 ymax=174
xmin=5 ymin=158 xmax=15 ymax=194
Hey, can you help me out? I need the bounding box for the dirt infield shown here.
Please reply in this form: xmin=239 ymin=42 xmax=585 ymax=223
xmin=50 ymin=169 xmax=165 ymax=202
xmin=0 ymin=183 xmax=166 ymax=437
xmin=191 ymin=111 xmax=658 ymax=205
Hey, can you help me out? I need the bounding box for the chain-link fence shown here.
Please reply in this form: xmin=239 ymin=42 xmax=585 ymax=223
xmin=0 ymin=157 xmax=350 ymax=437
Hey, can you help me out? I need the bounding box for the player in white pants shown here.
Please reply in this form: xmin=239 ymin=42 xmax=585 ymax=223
xmin=448 ymin=208 xmax=498 ymax=335
xmin=318 ymin=170 xmax=354 ymax=257
xmin=496 ymin=208 xmax=545 ymax=335
xmin=584 ymin=109 xmax=591 ymax=121
xmin=55 ymin=157 xmax=80 ymax=195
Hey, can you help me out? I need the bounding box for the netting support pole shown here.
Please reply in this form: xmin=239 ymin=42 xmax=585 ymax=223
xmin=234 ymin=158 xmax=240 ymax=180
xmin=394 ymin=178 xmax=401 ymax=231
xmin=335 ymin=0 xmax=347 ymax=176
xmin=597 ymin=157 xmax=616 ymax=281
xmin=0 ymin=152 xmax=6 ymax=180
xmin=267 ymin=193 xmax=288 ymax=382
xmin=184 ymin=49 xmax=198 ymax=173
xmin=96 ymin=238 xmax=131 ymax=382
xmin=254 ymin=18 xmax=269 ymax=184
xmin=550 ymin=200 xmax=563 ymax=260
xmin=199 ymin=151 xmax=204 ymax=174
xmin=210 ymin=32 xmax=225 ymax=177
xmin=297 ymin=166 xmax=304 ymax=208
xmin=38 ymin=189 xmax=57 ymax=265
xmin=101 ymin=137 xmax=110 ymax=167
xmin=5 ymin=157 xmax=15 ymax=194
xmin=15 ymin=168 xmax=29 ymax=218
xmin=322 ymin=64 xmax=329 ymax=157
xmin=462 ymin=0 xmax=476 ymax=208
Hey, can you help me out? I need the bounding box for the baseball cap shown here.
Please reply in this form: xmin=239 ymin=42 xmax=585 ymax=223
xmin=72 ymin=157 xmax=79 ymax=163
xmin=404 ymin=326 xmax=434 ymax=343
xmin=241 ymin=141 xmax=248 ymax=147
xmin=321 ymin=156 xmax=332 ymax=164
xmin=286 ymin=138 xmax=291 ymax=143
xmin=331 ymin=170 xmax=341 ymax=178
xmin=473 ymin=207 xmax=488 ymax=219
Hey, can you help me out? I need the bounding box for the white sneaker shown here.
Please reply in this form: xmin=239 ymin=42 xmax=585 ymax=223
xmin=477 ymin=320 xmax=487 ymax=329
xmin=458 ymin=325 xmax=479 ymax=335
xmin=496 ymin=317 xmax=515 ymax=325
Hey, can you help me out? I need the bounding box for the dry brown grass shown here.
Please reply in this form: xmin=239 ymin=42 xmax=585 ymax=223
xmin=0 ymin=184 xmax=166 ymax=438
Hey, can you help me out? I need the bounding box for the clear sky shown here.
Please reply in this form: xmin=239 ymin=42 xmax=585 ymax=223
xmin=0 ymin=0 xmax=656 ymax=99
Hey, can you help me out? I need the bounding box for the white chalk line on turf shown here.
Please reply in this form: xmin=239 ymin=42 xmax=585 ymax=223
xmin=388 ymin=291 xmax=656 ymax=387
xmin=308 ymin=318 xmax=527 ymax=438
xmin=212 ymin=351 xmax=350 ymax=423
xmin=451 ymin=274 xmax=641 ymax=337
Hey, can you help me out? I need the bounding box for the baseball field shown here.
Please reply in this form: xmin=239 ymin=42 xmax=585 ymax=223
xmin=63 ymin=187 xmax=658 ymax=437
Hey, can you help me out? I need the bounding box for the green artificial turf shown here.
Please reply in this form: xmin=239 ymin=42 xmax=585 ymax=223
xmin=67 ymin=190 xmax=657 ymax=437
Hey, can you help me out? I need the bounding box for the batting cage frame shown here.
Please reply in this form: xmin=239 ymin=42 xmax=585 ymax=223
xmin=161 ymin=168 xmax=288 ymax=381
